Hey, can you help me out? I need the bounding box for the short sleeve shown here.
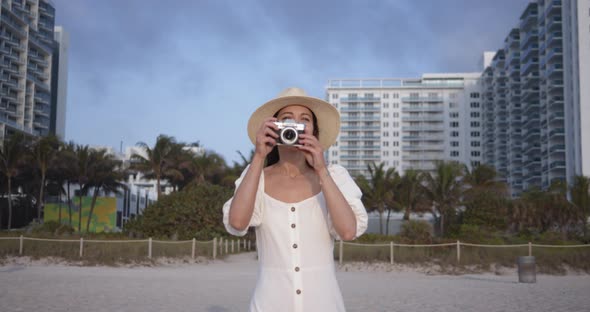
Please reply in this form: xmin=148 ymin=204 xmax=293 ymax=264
xmin=326 ymin=164 xmax=368 ymax=240
xmin=222 ymin=164 xmax=265 ymax=236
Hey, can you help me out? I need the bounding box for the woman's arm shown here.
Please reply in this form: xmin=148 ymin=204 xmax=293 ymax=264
xmin=228 ymin=116 xmax=278 ymax=231
xmin=317 ymin=167 xmax=357 ymax=241
xmin=227 ymin=154 xmax=265 ymax=231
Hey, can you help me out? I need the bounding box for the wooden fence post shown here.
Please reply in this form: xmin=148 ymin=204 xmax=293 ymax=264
xmin=213 ymin=238 xmax=217 ymax=260
xmin=225 ymin=239 xmax=228 ymax=254
xmin=192 ymin=238 xmax=196 ymax=259
xmin=339 ymin=240 xmax=344 ymax=265
xmin=390 ymin=241 xmax=394 ymax=264
xmin=248 ymin=240 xmax=251 ymax=251
xmin=456 ymin=240 xmax=460 ymax=263
xmin=19 ymin=235 xmax=23 ymax=255
xmin=148 ymin=237 xmax=152 ymax=259
xmin=219 ymin=238 xmax=223 ymax=255
xmin=528 ymin=242 xmax=532 ymax=257
xmin=79 ymin=237 xmax=84 ymax=258
xmin=231 ymin=240 xmax=235 ymax=253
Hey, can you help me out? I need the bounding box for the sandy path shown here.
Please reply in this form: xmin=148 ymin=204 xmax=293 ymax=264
xmin=1 ymin=252 xmax=589 ymax=312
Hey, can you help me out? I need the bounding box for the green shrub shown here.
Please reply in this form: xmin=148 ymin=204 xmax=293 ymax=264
xmin=399 ymin=220 xmax=433 ymax=243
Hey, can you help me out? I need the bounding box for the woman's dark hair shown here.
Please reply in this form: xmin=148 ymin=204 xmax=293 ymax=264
xmin=265 ymin=108 xmax=319 ymax=167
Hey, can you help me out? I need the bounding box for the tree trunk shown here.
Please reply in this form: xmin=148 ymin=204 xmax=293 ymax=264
xmin=403 ymin=206 xmax=410 ymax=221
xmin=67 ymin=181 xmax=72 ymax=227
xmin=78 ymin=185 xmax=83 ymax=233
xmin=379 ymin=210 xmax=384 ymax=234
xmin=156 ymin=175 xmax=161 ymax=200
xmin=86 ymin=187 xmax=99 ymax=233
xmin=440 ymin=212 xmax=445 ymax=237
xmin=58 ymin=191 xmax=62 ymax=225
xmin=7 ymin=178 xmax=12 ymax=230
xmin=37 ymin=171 xmax=45 ymax=221
xmin=385 ymin=208 xmax=392 ymax=235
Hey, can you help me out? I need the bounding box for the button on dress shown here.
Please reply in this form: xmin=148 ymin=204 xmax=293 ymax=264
xmin=223 ymin=164 xmax=368 ymax=312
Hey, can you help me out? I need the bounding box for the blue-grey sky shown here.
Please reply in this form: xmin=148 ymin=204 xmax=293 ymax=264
xmin=53 ymin=0 xmax=530 ymax=165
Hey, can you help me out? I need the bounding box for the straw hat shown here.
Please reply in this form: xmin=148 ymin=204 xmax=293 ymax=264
xmin=247 ymin=87 xmax=341 ymax=150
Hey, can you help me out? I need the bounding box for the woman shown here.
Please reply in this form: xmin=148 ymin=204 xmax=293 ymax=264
xmin=222 ymin=87 xmax=368 ymax=312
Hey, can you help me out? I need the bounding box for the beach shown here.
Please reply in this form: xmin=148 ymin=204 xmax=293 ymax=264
xmin=1 ymin=252 xmax=589 ymax=312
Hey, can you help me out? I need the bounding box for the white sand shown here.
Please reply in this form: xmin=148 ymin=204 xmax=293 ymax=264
xmin=1 ymin=252 xmax=589 ymax=312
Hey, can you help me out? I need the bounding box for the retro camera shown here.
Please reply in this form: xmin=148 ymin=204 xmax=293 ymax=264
xmin=273 ymin=119 xmax=306 ymax=146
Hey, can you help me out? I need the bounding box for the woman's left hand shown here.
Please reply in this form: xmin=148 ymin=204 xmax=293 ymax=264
xmin=297 ymin=133 xmax=326 ymax=173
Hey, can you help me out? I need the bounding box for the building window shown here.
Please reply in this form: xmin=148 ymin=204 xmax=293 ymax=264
xmin=383 ymin=93 xmax=389 ymax=99
xmin=450 ymin=112 xmax=459 ymax=118
xmin=450 ymin=122 xmax=459 ymax=128
xmin=332 ymin=150 xmax=338 ymax=156
xmin=471 ymin=151 xmax=481 ymax=157
xmin=410 ymin=92 xmax=419 ymax=98
xmin=393 ymin=103 xmax=399 ymax=108
xmin=470 ymin=112 xmax=480 ymax=118
xmin=471 ymin=121 xmax=480 ymax=127
xmin=450 ymin=151 xmax=459 ymax=157
xmin=393 ymin=93 xmax=399 ymax=99
xmin=449 ymin=93 xmax=457 ymax=99
xmin=332 ymin=93 xmax=338 ymax=99
xmin=451 ymin=141 xmax=459 ymax=147
xmin=383 ymin=122 xmax=389 ymax=127
xmin=470 ymin=102 xmax=480 ymax=108
xmin=449 ymin=102 xmax=458 ymax=108
xmin=393 ymin=131 xmax=399 ymax=137
xmin=383 ymin=131 xmax=389 ymax=137
xmin=470 ymin=141 xmax=480 ymax=147
xmin=393 ymin=141 xmax=399 ymax=146
xmin=383 ymin=112 xmax=389 ymax=118
xmin=471 ymin=161 xmax=481 ymax=167
xmin=365 ymin=93 xmax=374 ymax=98
xmin=471 ymin=131 xmax=480 ymax=137
xmin=451 ymin=131 xmax=459 ymax=137
xmin=393 ymin=122 xmax=399 ymax=127
xmin=393 ymin=151 xmax=399 ymax=156
xmin=383 ymin=103 xmax=389 ymax=108
xmin=470 ymin=92 xmax=480 ymax=98
xmin=383 ymin=141 xmax=389 ymax=147
xmin=393 ymin=112 xmax=399 ymax=118
xmin=383 ymin=151 xmax=389 ymax=156
xmin=349 ymin=93 xmax=358 ymax=99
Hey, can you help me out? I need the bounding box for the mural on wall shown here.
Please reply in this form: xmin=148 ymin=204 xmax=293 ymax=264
xmin=44 ymin=197 xmax=117 ymax=232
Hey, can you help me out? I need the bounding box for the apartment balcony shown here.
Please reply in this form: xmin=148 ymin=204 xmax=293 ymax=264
xmin=548 ymin=128 xmax=564 ymax=138
xmin=546 ymin=16 xmax=562 ymax=31
xmin=520 ymin=30 xmax=539 ymax=50
xmin=0 ymin=17 xmax=27 ymax=38
xmin=340 ymin=97 xmax=380 ymax=103
xmin=401 ymin=96 xmax=444 ymax=103
xmin=33 ymin=122 xmax=49 ymax=129
xmin=540 ymin=47 xmax=563 ymax=67
xmin=34 ymin=109 xmax=50 ymax=118
xmin=401 ymin=125 xmax=445 ymax=132
xmin=340 ymin=146 xmax=380 ymax=151
xmin=402 ymin=164 xmax=436 ymax=171
xmin=548 ymin=112 xmax=564 ymax=124
xmin=402 ymin=154 xmax=442 ymax=161
xmin=521 ymin=58 xmax=539 ymax=76
xmin=546 ymin=63 xmax=563 ymax=78
xmin=549 ymin=144 xmax=565 ymax=154
xmin=543 ymin=0 xmax=561 ymax=19
xmin=340 ymin=106 xmax=380 ymax=112
xmin=402 ymin=134 xmax=445 ymax=141
xmin=341 ymin=155 xmax=380 ymax=160
xmin=549 ymin=161 xmax=566 ymax=170
xmin=341 ymin=116 xmax=380 ymax=122
xmin=339 ymin=136 xmax=380 ymax=141
xmin=520 ymin=44 xmax=539 ymax=63
xmin=507 ymin=52 xmax=521 ymax=65
xmin=521 ymin=87 xmax=540 ymax=102
xmin=545 ymin=31 xmax=563 ymax=48
xmin=401 ymin=105 xmax=444 ymax=113
xmin=340 ymin=126 xmax=380 ymax=131
xmin=401 ymin=115 xmax=443 ymax=122
xmin=402 ymin=144 xmax=445 ymax=151
xmin=519 ymin=10 xmax=538 ymax=30
xmin=547 ymin=80 xmax=564 ymax=94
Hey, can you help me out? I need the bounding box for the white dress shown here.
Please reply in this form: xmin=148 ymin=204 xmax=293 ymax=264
xmin=222 ymin=164 xmax=368 ymax=312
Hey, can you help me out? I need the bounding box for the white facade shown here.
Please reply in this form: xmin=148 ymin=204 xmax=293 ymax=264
xmin=53 ymin=26 xmax=68 ymax=140
xmin=326 ymin=74 xmax=483 ymax=178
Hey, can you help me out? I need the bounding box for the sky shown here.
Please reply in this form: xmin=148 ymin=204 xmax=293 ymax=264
xmin=52 ymin=0 xmax=530 ymax=165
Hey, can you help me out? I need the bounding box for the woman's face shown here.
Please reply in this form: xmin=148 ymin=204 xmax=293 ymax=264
xmin=275 ymin=105 xmax=315 ymax=136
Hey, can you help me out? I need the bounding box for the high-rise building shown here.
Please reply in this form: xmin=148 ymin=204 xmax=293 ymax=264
xmin=51 ymin=25 xmax=68 ymax=140
xmin=326 ymin=74 xmax=483 ymax=178
xmin=0 ymin=0 xmax=62 ymax=144
xmin=482 ymin=0 xmax=589 ymax=196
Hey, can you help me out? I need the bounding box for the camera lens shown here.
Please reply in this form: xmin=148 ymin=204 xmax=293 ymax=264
xmin=281 ymin=128 xmax=298 ymax=145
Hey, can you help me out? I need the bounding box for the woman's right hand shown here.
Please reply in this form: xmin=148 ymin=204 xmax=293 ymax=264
xmin=254 ymin=117 xmax=279 ymax=158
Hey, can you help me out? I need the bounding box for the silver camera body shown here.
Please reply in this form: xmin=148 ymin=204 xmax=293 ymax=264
xmin=273 ymin=119 xmax=306 ymax=146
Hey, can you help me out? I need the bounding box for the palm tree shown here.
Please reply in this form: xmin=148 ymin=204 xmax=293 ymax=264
xmin=184 ymin=150 xmax=226 ymax=185
xmin=131 ymin=134 xmax=179 ymax=200
xmin=356 ymin=162 xmax=398 ymax=235
xmin=571 ymin=175 xmax=590 ymax=236
xmin=73 ymin=145 xmax=91 ymax=233
xmin=462 ymin=163 xmax=507 ymax=201
xmin=57 ymin=142 xmax=78 ymax=227
xmin=29 ymin=135 xmax=60 ymax=221
xmin=422 ymin=161 xmax=464 ymax=236
xmin=0 ymin=133 xmax=28 ymax=229
xmin=398 ymin=169 xmax=428 ymax=221
xmin=84 ymin=149 xmax=125 ymax=232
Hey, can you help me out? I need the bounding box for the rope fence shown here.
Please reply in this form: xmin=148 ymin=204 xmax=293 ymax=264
xmin=0 ymin=235 xmax=255 ymax=262
xmin=1 ymin=236 xmax=589 ymax=268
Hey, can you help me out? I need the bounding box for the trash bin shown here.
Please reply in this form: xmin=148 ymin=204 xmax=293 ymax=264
xmin=517 ymin=256 xmax=536 ymax=283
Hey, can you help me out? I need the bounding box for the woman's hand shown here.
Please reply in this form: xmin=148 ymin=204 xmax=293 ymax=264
xmin=254 ymin=117 xmax=279 ymax=158
xmin=297 ymin=133 xmax=327 ymax=173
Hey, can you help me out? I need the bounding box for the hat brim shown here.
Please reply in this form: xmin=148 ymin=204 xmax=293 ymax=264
xmin=247 ymin=95 xmax=340 ymax=150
